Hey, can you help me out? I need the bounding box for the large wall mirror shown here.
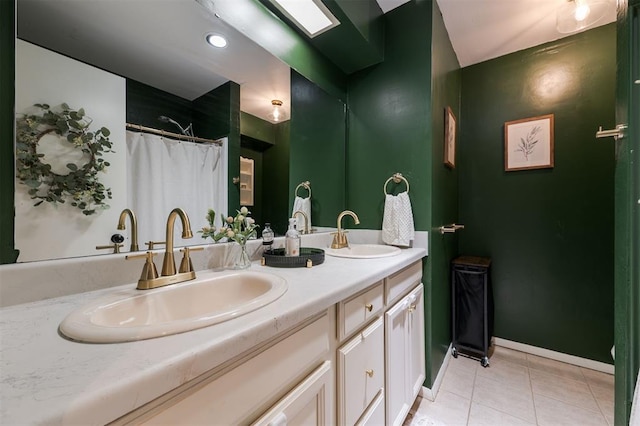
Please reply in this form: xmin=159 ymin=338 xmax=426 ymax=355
xmin=13 ymin=0 xmax=346 ymax=263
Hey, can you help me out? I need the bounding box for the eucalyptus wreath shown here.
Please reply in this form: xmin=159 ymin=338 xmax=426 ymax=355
xmin=15 ymin=103 xmax=114 ymax=215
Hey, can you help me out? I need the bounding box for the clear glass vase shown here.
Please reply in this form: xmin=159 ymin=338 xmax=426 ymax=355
xmin=234 ymin=239 xmax=251 ymax=269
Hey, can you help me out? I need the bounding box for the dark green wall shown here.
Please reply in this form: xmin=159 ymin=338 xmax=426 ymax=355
xmin=614 ymin=0 xmax=640 ymax=422
xmin=0 ymin=0 xmax=18 ymax=264
xmin=290 ymin=69 xmax=346 ymax=228
xmin=263 ymin=121 xmax=291 ymax=235
xmin=428 ymin=0 xmax=461 ymax=384
xmin=347 ymin=0 xmax=460 ymax=385
xmin=459 ymin=24 xmax=616 ymax=363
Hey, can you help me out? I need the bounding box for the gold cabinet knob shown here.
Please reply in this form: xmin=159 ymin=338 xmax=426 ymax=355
xmin=365 ymin=304 xmax=373 ymax=312
xmin=365 ymin=369 xmax=374 ymax=377
xmin=408 ymin=304 xmax=416 ymax=313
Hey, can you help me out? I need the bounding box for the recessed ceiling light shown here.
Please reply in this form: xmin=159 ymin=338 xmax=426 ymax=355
xmin=206 ymin=34 xmax=227 ymax=48
xmin=269 ymin=0 xmax=340 ymax=38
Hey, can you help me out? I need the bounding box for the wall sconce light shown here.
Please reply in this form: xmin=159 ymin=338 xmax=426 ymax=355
xmin=267 ymin=99 xmax=286 ymax=122
xmin=556 ymin=0 xmax=613 ymax=34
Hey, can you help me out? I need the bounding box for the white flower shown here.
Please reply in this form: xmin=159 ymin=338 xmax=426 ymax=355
xmin=226 ymin=229 xmax=235 ymax=238
xmin=240 ymin=206 xmax=249 ymax=215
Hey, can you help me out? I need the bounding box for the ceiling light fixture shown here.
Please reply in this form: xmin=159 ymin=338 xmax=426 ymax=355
xmin=206 ymin=34 xmax=227 ymax=48
xmin=269 ymin=0 xmax=340 ymax=38
xmin=267 ymin=99 xmax=285 ymax=122
xmin=556 ymin=0 xmax=613 ymax=34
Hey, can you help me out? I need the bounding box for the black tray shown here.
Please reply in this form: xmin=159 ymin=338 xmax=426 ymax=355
xmin=261 ymin=247 xmax=325 ymax=268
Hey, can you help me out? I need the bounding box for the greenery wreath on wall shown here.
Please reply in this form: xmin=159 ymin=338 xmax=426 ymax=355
xmin=15 ymin=103 xmax=114 ymax=216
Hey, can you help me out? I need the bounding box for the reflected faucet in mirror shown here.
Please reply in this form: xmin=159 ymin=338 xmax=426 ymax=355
xmin=117 ymin=208 xmax=139 ymax=252
xmin=292 ymin=210 xmax=309 ymax=234
xmin=331 ymin=210 xmax=360 ymax=249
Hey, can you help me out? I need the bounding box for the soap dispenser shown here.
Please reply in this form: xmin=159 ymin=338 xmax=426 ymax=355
xmin=262 ymin=223 xmax=274 ymax=250
xmin=285 ymin=218 xmax=300 ymax=257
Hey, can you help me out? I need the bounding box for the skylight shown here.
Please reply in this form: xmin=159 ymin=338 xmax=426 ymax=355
xmin=269 ymin=0 xmax=340 ymax=38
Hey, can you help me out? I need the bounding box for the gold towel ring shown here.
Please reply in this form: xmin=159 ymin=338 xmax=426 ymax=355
xmin=384 ymin=173 xmax=410 ymax=194
xmin=295 ymin=181 xmax=311 ymax=198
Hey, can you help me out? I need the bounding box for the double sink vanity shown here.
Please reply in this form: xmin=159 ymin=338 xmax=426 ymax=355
xmin=0 ymin=231 xmax=427 ymax=425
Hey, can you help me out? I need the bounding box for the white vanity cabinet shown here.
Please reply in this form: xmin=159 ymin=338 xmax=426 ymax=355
xmin=115 ymin=312 xmax=332 ymax=425
xmin=385 ymin=283 xmax=426 ymax=426
xmin=335 ymin=260 xmax=425 ymax=426
xmin=108 ymin=260 xmax=424 ymax=426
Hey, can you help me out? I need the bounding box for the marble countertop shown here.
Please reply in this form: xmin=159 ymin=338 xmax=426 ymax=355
xmin=0 ymin=237 xmax=426 ymax=425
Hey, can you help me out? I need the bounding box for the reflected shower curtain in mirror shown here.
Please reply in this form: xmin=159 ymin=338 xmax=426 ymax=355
xmin=126 ymin=131 xmax=228 ymax=248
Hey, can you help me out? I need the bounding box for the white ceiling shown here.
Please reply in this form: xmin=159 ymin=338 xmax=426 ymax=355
xmin=17 ymin=0 xmax=291 ymax=124
xmin=378 ymin=0 xmax=616 ymax=67
xmin=435 ymin=0 xmax=616 ymax=67
xmin=17 ymin=0 xmax=617 ymax=125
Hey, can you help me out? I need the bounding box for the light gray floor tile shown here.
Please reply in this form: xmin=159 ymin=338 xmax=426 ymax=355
xmin=581 ymin=367 xmax=615 ymax=390
xmin=472 ymin=374 xmax=536 ymax=423
xmin=468 ymin=402 xmax=536 ymax=425
xmin=534 ymin=393 xmax=608 ymax=426
xmin=440 ymin=360 xmax=477 ymax=399
xmin=406 ymin=347 xmax=614 ymax=426
xmin=476 ymin=356 xmax=531 ymax=392
xmin=527 ymin=354 xmax=586 ymax=382
xmin=491 ymin=346 xmax=529 ymax=367
xmin=530 ymin=369 xmax=600 ymax=412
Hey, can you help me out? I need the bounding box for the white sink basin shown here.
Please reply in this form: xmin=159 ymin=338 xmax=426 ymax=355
xmin=59 ymin=270 xmax=287 ymax=343
xmin=325 ymin=244 xmax=401 ymax=259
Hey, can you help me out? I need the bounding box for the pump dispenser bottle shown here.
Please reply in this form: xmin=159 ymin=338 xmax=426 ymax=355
xmin=285 ymin=218 xmax=300 ymax=257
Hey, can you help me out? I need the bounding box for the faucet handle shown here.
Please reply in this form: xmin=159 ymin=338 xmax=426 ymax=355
xmin=126 ymin=251 xmax=159 ymax=284
xmin=146 ymin=240 xmax=166 ymax=250
xmin=96 ymin=243 xmax=124 ymax=254
xmin=178 ymin=247 xmax=203 ymax=273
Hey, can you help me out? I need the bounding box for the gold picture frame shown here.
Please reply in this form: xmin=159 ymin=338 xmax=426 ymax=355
xmin=504 ymin=114 xmax=554 ymax=171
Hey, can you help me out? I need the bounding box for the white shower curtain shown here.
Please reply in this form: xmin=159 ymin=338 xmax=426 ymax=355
xmin=126 ymin=131 xmax=228 ymax=248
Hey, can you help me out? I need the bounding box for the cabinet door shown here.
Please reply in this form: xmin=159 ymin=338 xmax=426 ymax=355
xmin=252 ymin=361 xmax=333 ymax=426
xmin=407 ymin=284 xmax=426 ymax=400
xmin=337 ymin=317 xmax=384 ymax=426
xmin=385 ymin=284 xmax=425 ymax=426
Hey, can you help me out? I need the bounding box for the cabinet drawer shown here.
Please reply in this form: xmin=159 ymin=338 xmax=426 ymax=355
xmin=138 ymin=314 xmax=330 ymax=425
xmin=337 ymin=280 xmax=383 ymax=340
xmin=337 ymin=317 xmax=384 ymax=426
xmin=385 ymin=261 xmax=422 ymax=305
xmin=252 ymin=361 xmax=333 ymax=426
xmin=356 ymin=388 xmax=385 ymax=426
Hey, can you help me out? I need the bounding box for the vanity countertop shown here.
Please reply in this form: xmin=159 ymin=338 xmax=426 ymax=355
xmin=0 ymin=243 xmax=426 ymax=425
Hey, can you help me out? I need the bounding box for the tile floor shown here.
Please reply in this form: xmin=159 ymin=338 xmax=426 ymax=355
xmin=404 ymin=346 xmax=614 ymax=426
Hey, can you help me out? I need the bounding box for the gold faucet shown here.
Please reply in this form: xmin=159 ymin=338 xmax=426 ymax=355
xmin=117 ymin=208 xmax=139 ymax=252
xmin=127 ymin=208 xmax=197 ymax=290
xmin=331 ymin=210 xmax=360 ymax=249
xmin=161 ymin=208 xmax=193 ymax=276
xmin=292 ymin=210 xmax=309 ymax=234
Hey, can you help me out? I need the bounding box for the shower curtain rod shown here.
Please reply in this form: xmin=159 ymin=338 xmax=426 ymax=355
xmin=126 ymin=123 xmax=223 ymax=145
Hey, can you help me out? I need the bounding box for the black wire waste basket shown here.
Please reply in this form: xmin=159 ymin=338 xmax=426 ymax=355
xmin=451 ymin=256 xmax=493 ymax=367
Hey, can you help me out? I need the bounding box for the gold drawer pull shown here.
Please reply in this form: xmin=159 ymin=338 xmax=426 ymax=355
xmin=365 ymin=304 xmax=373 ymax=312
xmin=365 ymin=369 xmax=374 ymax=377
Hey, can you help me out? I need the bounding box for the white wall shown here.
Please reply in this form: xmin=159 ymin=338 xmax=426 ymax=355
xmin=15 ymin=40 xmax=127 ymax=262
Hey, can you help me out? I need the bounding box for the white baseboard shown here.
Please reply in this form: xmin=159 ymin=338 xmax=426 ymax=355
xmin=420 ymin=344 xmax=452 ymax=401
xmin=494 ymin=338 xmax=614 ymax=375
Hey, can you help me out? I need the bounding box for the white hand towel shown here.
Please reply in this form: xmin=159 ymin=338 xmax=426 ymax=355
xmin=292 ymin=196 xmax=311 ymax=232
xmin=382 ymin=191 xmax=415 ymax=247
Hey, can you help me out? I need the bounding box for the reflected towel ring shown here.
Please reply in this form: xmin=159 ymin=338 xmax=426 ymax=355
xmin=384 ymin=173 xmax=410 ymax=194
xmin=295 ymin=181 xmax=311 ymax=198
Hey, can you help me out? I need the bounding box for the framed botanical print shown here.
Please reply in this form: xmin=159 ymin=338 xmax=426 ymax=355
xmin=504 ymin=114 xmax=554 ymax=171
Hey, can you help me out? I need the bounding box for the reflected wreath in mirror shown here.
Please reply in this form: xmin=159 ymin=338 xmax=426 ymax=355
xmin=15 ymin=103 xmax=114 ymax=215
